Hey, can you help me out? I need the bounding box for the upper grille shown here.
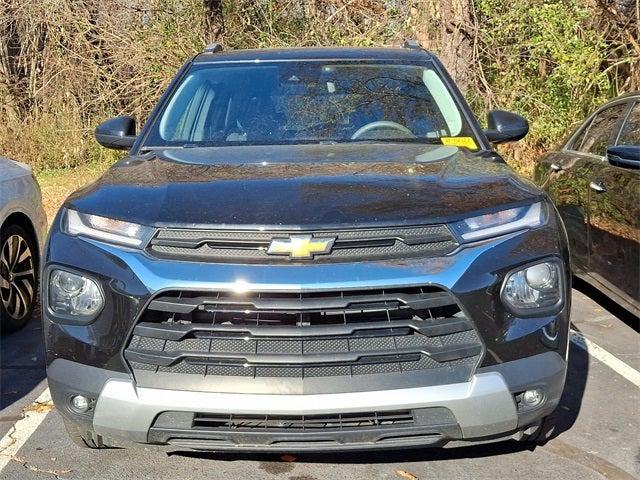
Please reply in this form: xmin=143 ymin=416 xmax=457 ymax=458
xmin=124 ymin=286 xmax=483 ymax=388
xmin=147 ymin=225 xmax=458 ymax=263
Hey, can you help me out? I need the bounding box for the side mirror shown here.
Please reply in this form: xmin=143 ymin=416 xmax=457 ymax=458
xmin=95 ymin=116 xmax=137 ymax=150
xmin=484 ymin=110 xmax=529 ymax=144
xmin=606 ymin=145 xmax=640 ymax=170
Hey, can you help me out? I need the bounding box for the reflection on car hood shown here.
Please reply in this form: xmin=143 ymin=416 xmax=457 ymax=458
xmin=66 ymin=143 xmax=543 ymax=228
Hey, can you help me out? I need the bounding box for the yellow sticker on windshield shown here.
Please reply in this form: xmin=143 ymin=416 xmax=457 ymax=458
xmin=441 ymin=137 xmax=478 ymax=150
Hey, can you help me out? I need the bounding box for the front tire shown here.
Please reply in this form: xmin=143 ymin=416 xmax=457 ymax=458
xmin=0 ymin=224 xmax=37 ymax=333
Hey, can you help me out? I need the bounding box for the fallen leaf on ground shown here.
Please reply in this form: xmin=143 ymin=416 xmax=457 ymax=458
xmin=24 ymin=402 xmax=54 ymax=413
xmin=396 ymin=469 xmax=418 ymax=480
xmin=12 ymin=457 xmax=71 ymax=476
xmin=281 ymin=454 xmax=297 ymax=462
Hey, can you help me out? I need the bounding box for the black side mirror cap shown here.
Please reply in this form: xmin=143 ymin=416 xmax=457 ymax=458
xmin=607 ymin=145 xmax=640 ymax=170
xmin=95 ymin=116 xmax=137 ymax=150
xmin=483 ymin=110 xmax=529 ymax=144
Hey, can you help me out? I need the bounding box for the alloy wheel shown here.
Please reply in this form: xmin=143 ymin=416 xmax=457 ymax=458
xmin=0 ymin=234 xmax=36 ymax=320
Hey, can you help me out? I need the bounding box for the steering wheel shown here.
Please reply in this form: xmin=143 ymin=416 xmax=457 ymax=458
xmin=351 ymin=120 xmax=414 ymax=140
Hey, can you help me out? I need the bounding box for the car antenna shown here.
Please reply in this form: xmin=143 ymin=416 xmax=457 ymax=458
xmin=204 ymin=42 xmax=223 ymax=54
xmin=402 ymin=39 xmax=423 ymax=50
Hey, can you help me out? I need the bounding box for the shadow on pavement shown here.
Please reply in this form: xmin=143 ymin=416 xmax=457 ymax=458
xmin=170 ymin=330 xmax=589 ymax=464
xmin=0 ymin=309 xmax=46 ymax=410
xmin=572 ymin=276 xmax=639 ymax=332
xmin=544 ymin=332 xmax=588 ymax=443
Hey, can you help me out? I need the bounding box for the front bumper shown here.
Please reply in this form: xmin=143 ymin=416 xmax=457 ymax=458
xmin=48 ymin=351 xmax=566 ymax=451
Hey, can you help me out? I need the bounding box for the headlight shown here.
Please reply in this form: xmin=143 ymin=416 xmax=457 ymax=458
xmin=451 ymin=202 xmax=546 ymax=242
xmin=502 ymin=261 xmax=563 ymax=312
xmin=64 ymin=209 xmax=154 ymax=247
xmin=48 ymin=269 xmax=104 ymax=319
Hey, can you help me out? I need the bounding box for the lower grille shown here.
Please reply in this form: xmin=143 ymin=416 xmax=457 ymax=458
xmin=147 ymin=407 xmax=463 ymax=448
xmin=193 ymin=411 xmax=414 ymax=431
xmin=125 ymin=286 xmax=483 ymax=388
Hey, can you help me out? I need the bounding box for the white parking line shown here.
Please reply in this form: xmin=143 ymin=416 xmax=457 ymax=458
xmin=0 ymin=388 xmax=52 ymax=472
xmin=570 ymin=329 xmax=640 ymax=388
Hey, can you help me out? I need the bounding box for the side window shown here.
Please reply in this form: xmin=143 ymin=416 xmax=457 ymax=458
xmin=569 ymin=121 xmax=590 ymax=151
xmin=158 ymin=72 xmax=217 ymax=142
xmin=617 ymin=102 xmax=640 ymax=146
xmin=579 ymin=103 xmax=629 ymax=156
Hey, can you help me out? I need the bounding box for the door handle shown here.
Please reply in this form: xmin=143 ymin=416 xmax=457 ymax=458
xmin=550 ymin=163 xmax=563 ymax=172
xmin=589 ymin=181 xmax=607 ymax=193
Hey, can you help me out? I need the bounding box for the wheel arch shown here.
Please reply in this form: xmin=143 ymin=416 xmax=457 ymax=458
xmin=1 ymin=211 xmax=40 ymax=269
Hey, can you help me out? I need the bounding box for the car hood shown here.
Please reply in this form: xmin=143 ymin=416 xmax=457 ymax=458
xmin=66 ymin=143 xmax=543 ymax=228
xmin=0 ymin=156 xmax=31 ymax=182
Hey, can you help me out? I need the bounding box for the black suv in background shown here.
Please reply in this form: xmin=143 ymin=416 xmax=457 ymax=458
xmin=43 ymin=43 xmax=570 ymax=451
xmin=535 ymin=93 xmax=639 ymax=316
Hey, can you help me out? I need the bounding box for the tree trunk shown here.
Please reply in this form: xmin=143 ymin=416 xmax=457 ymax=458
xmin=413 ymin=0 xmax=474 ymax=95
xmin=0 ymin=0 xmax=28 ymax=118
xmin=438 ymin=0 xmax=473 ymax=94
xmin=203 ymin=0 xmax=224 ymax=44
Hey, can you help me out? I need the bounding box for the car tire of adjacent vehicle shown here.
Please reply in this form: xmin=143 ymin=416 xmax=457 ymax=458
xmin=62 ymin=419 xmax=112 ymax=449
xmin=0 ymin=224 xmax=37 ymax=333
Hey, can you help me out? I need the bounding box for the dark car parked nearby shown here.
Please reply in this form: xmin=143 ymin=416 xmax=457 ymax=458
xmin=43 ymin=43 xmax=570 ymax=452
xmin=534 ymin=93 xmax=639 ymax=317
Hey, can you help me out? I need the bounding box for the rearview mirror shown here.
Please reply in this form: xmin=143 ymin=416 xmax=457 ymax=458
xmin=607 ymin=145 xmax=640 ymax=170
xmin=484 ymin=110 xmax=529 ymax=144
xmin=95 ymin=116 xmax=137 ymax=150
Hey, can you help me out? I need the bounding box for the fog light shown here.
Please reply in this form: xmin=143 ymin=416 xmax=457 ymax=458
xmin=522 ymin=389 xmax=544 ymax=407
xmin=70 ymin=395 xmax=90 ymax=413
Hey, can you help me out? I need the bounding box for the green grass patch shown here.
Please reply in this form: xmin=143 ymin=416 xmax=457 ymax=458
xmin=37 ymin=162 xmax=113 ymax=222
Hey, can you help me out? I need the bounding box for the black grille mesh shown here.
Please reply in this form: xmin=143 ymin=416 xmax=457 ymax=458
xmin=147 ymin=225 xmax=458 ymax=263
xmin=125 ymin=286 xmax=482 ymax=384
xmin=192 ymin=410 xmax=415 ymax=431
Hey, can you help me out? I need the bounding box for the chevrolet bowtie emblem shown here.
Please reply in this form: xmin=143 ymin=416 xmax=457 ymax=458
xmin=267 ymin=235 xmax=336 ymax=259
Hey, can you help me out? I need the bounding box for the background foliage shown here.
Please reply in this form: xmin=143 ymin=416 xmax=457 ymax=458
xmin=0 ymin=0 xmax=637 ymax=175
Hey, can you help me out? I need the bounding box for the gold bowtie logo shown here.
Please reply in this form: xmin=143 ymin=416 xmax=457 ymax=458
xmin=267 ymin=235 xmax=336 ymax=259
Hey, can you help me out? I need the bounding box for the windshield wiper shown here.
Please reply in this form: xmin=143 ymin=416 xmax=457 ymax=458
xmin=336 ymin=138 xmax=444 ymax=145
xmin=139 ymin=138 xmax=446 ymax=151
xmin=139 ymin=145 xmax=189 ymax=153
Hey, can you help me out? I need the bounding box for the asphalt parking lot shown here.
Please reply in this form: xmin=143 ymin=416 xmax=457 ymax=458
xmin=0 ymin=285 xmax=638 ymax=480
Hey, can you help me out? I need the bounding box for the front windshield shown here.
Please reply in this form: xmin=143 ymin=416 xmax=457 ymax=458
xmin=142 ymin=61 xmax=479 ymax=150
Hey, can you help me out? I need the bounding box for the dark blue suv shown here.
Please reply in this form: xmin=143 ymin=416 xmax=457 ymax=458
xmin=43 ymin=43 xmax=570 ymax=451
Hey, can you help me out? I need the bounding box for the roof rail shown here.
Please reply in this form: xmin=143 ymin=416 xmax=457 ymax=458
xmin=402 ymin=39 xmax=423 ymax=50
xmin=204 ymin=43 xmax=223 ymax=54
